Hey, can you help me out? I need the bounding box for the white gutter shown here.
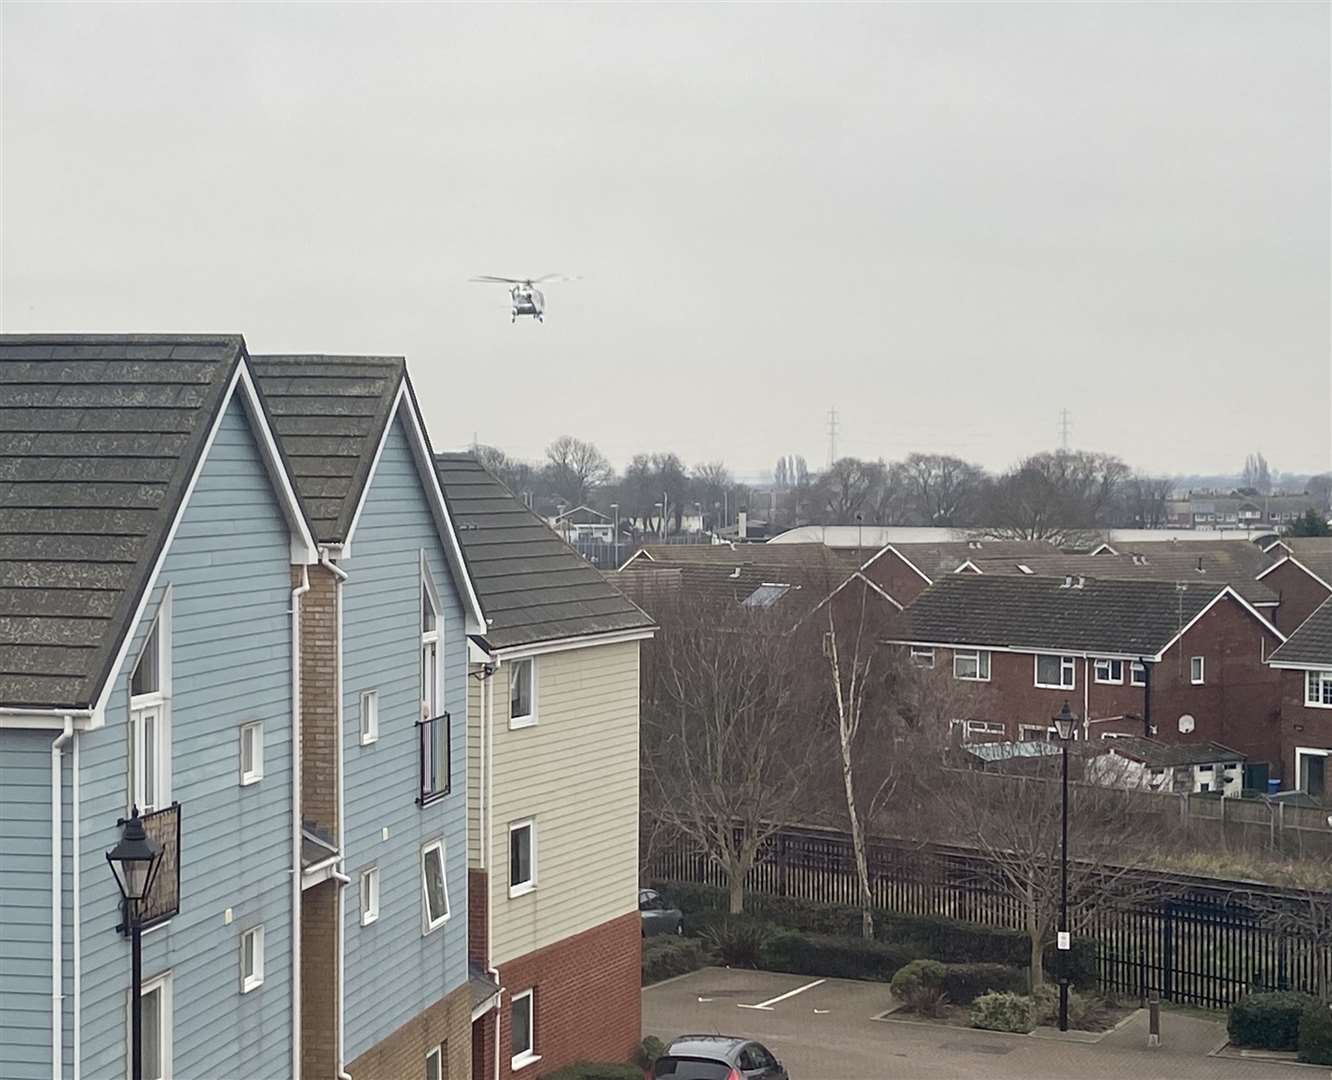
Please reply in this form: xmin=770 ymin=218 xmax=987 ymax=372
xmin=290 ymin=564 xmax=311 ymax=1080
xmin=51 ymin=716 xmax=73 ymax=1080
xmin=72 ymin=730 xmax=81 ymax=1080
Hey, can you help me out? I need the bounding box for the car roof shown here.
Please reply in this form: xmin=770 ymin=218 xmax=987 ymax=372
xmin=665 ymin=1035 xmax=748 ymax=1058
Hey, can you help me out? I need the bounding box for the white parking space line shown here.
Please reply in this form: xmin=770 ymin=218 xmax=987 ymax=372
xmin=736 ymin=978 xmax=826 ymax=1011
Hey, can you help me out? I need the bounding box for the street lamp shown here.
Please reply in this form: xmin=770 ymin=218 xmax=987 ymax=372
xmin=1053 ymin=701 xmax=1077 ymax=1032
xmin=107 ymin=807 xmax=163 ymax=1080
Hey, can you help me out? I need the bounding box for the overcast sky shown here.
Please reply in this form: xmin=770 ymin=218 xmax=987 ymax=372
xmin=3 ymin=3 xmax=1329 ymax=479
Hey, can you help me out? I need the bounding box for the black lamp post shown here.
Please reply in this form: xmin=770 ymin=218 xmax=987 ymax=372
xmin=1052 ymin=701 xmax=1077 ymax=1032
xmin=107 ymin=807 xmax=163 ymax=1080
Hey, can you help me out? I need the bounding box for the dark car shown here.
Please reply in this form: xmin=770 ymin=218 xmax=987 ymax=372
xmin=653 ymin=1035 xmax=788 ymax=1080
xmin=639 ymin=888 xmax=684 ymax=937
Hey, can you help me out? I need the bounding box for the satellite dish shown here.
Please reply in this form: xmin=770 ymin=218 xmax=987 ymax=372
xmin=1178 ymin=714 xmax=1195 ymax=734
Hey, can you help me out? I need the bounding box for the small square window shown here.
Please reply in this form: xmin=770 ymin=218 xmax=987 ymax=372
xmin=1035 ymin=654 xmax=1076 ymax=689
xmin=910 ymin=646 xmax=935 ymax=668
xmin=241 ymin=925 xmax=264 ymax=993
xmin=1094 ymin=658 xmax=1123 ymax=684
xmin=953 ymin=650 xmax=990 ymax=681
xmin=360 ymin=690 xmax=379 ymax=745
xmin=360 ymin=867 xmax=380 ymax=926
xmin=421 ymin=840 xmax=450 ymax=932
xmin=511 ymin=989 xmax=536 ymax=1068
xmin=509 ymin=820 xmax=536 ymax=897
xmin=1131 ymin=662 xmax=1148 ymax=687
xmin=1190 ymin=656 xmax=1205 ymax=684
xmin=510 ymin=658 xmax=535 ymax=727
xmin=239 ymin=722 xmax=263 ymax=786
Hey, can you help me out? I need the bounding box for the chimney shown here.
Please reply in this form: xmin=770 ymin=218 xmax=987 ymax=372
xmin=1061 ymin=575 xmax=1074 ymax=588
xmin=738 ymin=510 xmax=748 ymax=540
xmin=1197 ymin=557 xmax=1204 ymax=573
xmin=1075 ymin=576 xmax=1086 ymax=589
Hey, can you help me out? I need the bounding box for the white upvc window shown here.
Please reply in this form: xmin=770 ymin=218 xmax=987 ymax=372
xmin=129 ymin=596 xmax=172 ymax=813
xmin=1304 ymin=670 xmax=1332 ymax=708
xmin=1295 ymin=747 xmax=1328 ymax=797
xmin=129 ymin=971 xmax=172 ymax=1080
xmin=421 ymin=562 xmax=441 ymax=721
xmin=509 ymin=657 xmax=536 ymax=728
xmin=240 ymin=925 xmax=264 ymax=993
xmin=510 ymin=988 xmax=537 ymax=1069
xmin=1190 ymin=656 xmax=1205 ymax=685
xmin=1018 ymin=723 xmax=1049 ymax=741
xmin=425 ymin=1045 xmax=443 ymax=1080
xmin=360 ymin=866 xmax=380 ymax=926
xmin=910 ymin=646 xmax=935 ymax=668
xmin=509 ymin=819 xmax=536 ymax=898
xmin=1094 ymin=658 xmax=1124 ymax=684
xmin=1034 ymin=654 xmax=1076 ymax=690
xmin=360 ymin=689 xmax=379 ymax=745
xmin=953 ymin=650 xmax=990 ymax=681
xmin=421 ymin=839 xmax=451 ymax=932
xmin=239 ymin=722 xmax=263 ymax=786
xmin=1131 ymin=661 xmax=1148 ymax=687
xmin=951 ymin=719 xmax=1005 ymax=742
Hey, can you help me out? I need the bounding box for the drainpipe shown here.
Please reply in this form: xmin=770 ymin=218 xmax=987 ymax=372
xmin=290 ymin=564 xmax=310 ymax=1080
xmin=1141 ymin=659 xmax=1153 ymax=738
xmin=1082 ymin=658 xmax=1090 ymax=739
xmin=319 ymin=551 xmax=352 ymax=1080
xmin=72 ymin=730 xmax=81 ymax=1080
xmin=51 ymin=716 xmax=73 ymax=1080
xmin=486 ymin=658 xmax=504 ymax=1080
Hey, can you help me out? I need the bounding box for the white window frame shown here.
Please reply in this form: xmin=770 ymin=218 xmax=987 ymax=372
xmin=1018 ymin=723 xmax=1049 ymax=741
xmin=951 ymin=719 xmax=1005 ymax=742
xmin=360 ymin=689 xmax=380 ymax=745
xmin=1131 ymin=661 xmax=1148 ymax=687
xmin=953 ymin=650 xmax=990 ymax=682
xmin=360 ymin=866 xmax=380 ymax=926
xmin=1295 ymin=746 xmax=1329 ymax=795
xmin=238 ymin=722 xmax=263 ymax=786
xmin=240 ymin=925 xmax=264 ymax=993
xmin=1034 ymin=654 xmax=1076 ymax=690
xmin=421 ymin=839 xmax=451 ymax=933
xmin=509 ymin=657 xmax=537 ymax=729
xmin=425 ymin=1045 xmax=442 ymax=1080
xmin=1093 ymin=658 xmax=1124 ymax=685
xmin=128 ymin=970 xmax=172 ymax=1080
xmin=421 ymin=558 xmax=442 ymax=722
xmin=1303 ymin=670 xmax=1332 ymax=708
xmin=510 ymin=988 xmax=538 ymax=1070
xmin=508 ymin=818 xmax=537 ymax=898
xmin=129 ymin=594 xmax=172 ymax=813
xmin=1190 ymin=656 xmax=1205 ymax=685
xmin=910 ymin=646 xmax=935 ymax=668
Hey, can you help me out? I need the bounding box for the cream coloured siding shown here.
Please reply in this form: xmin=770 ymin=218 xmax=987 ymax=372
xmin=467 ymin=664 xmax=484 ymax=867
xmin=487 ymin=640 xmax=640 ymax=965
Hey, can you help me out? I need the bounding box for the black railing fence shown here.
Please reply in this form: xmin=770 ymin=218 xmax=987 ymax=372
xmin=650 ymin=824 xmax=1331 ymax=1009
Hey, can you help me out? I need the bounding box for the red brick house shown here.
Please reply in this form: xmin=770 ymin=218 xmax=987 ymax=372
xmin=890 ymin=574 xmax=1287 ymax=789
xmin=1266 ymin=595 xmax=1332 ymax=799
xmin=1256 ymin=542 xmax=1332 ymax=635
xmin=858 ymin=539 xmax=1057 ymax=608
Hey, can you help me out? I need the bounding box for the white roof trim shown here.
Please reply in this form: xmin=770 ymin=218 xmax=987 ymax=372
xmin=89 ymin=357 xmax=316 ymax=724
xmin=338 ymin=379 xmax=402 ymax=559
xmin=883 ymin=639 xmax=1151 ymax=661
xmin=797 ymin=571 xmax=904 ymax=630
xmin=881 ymin=544 xmax=934 ymax=585
xmin=1150 ymin=585 xmax=1285 ymax=661
xmin=1256 ymin=554 xmax=1332 ymax=594
xmin=617 ymin=549 xmax=654 ymax=570
xmin=483 ymin=626 xmax=655 ymax=661
xmin=1090 ymin=543 xmax=1118 ymax=556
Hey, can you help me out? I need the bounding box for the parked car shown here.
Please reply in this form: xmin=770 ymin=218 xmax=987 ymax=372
xmin=653 ymin=1035 xmax=788 ymax=1079
xmin=640 ymin=888 xmax=684 ymax=937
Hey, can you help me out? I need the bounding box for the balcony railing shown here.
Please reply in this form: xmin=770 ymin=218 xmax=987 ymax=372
xmin=416 ymin=712 xmax=451 ymax=806
xmin=123 ymin=802 xmax=181 ymax=932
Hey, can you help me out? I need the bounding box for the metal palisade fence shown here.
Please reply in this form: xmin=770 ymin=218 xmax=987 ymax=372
xmin=650 ymin=823 xmax=1331 ymax=1009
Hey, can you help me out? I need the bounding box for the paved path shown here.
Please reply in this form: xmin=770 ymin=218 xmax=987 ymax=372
xmin=643 ymin=968 xmax=1325 ymax=1079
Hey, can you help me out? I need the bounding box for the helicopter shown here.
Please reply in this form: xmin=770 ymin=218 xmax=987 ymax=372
xmin=469 ymin=274 xmax=572 ymax=322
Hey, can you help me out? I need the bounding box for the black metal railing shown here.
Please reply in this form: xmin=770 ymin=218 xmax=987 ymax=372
xmin=416 ymin=712 xmax=451 ymax=805
xmin=138 ymin=802 xmax=181 ymax=929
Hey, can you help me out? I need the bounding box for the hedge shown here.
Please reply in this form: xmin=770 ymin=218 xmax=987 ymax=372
xmin=1228 ymin=991 xmax=1320 ymax=1050
xmin=642 ymin=936 xmax=710 ymax=985
xmin=762 ymin=929 xmax=924 ymax=982
xmin=1299 ymin=1002 xmax=1332 ymax=1066
xmin=654 ymin=880 xmax=1096 ymax=987
xmin=891 ymin=958 xmax=1028 ymax=1005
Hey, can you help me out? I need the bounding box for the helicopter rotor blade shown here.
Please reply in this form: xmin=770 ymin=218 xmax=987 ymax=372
xmin=531 ymin=274 xmax=579 ymax=284
xmin=469 ymin=275 xmax=524 ymax=284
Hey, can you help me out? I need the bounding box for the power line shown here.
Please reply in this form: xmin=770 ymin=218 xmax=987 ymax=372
xmin=827 ymin=406 xmax=839 ymax=467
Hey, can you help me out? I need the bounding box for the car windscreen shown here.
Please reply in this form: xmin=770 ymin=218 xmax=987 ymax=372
xmin=653 ymin=1056 xmax=733 ymax=1079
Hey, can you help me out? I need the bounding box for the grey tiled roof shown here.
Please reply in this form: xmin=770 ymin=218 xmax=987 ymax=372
xmin=1100 ymin=736 xmax=1246 ymax=767
xmin=1 ymin=334 xmax=245 ymax=708
xmin=899 ymin=574 xmax=1230 ymax=656
xmin=1269 ymin=595 xmax=1332 ymax=667
xmin=434 ymin=454 xmax=653 ymax=650
xmin=251 ymin=356 xmax=404 ymax=544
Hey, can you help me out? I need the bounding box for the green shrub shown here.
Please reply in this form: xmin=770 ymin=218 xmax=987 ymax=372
xmin=969 ymin=991 xmax=1036 ymax=1034
xmin=701 ymin=917 xmax=772 ymax=968
xmin=762 ymin=929 xmax=923 ymax=981
xmin=540 ymin=1065 xmax=643 ymax=1080
xmin=891 ymin=959 xmax=948 ymax=1002
xmin=1298 ymin=1002 xmax=1332 ymax=1066
xmin=642 ymin=936 xmax=709 ymax=985
xmin=1228 ymin=991 xmax=1320 ymax=1050
xmin=633 ymin=1036 xmax=666 ymax=1070
xmin=941 ymin=963 xmax=1028 ymax=1005
xmin=1030 ymin=985 xmax=1116 ymax=1031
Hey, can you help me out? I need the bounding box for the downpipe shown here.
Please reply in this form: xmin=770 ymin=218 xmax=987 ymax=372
xmin=290 ymin=564 xmax=310 ymax=1080
xmin=50 ymin=716 xmax=73 ymax=1080
xmin=485 ymin=662 xmax=504 ymax=1080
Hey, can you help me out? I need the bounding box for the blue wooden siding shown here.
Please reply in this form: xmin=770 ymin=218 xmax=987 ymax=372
xmin=341 ymin=414 xmax=469 ymax=1060
xmin=73 ymin=399 xmax=296 ymax=1079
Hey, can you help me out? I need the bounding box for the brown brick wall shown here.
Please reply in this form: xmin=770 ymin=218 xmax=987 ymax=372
xmin=298 ymin=563 xmax=340 ymax=836
xmin=469 ymin=868 xmax=489 ymax=968
xmin=1264 ymin=560 xmax=1332 ymax=635
xmin=301 ymin=879 xmax=340 ymax=1080
xmin=481 ymin=911 xmax=641 ymax=1079
xmin=863 ymin=548 xmax=931 ymax=608
xmin=1279 ymin=669 xmax=1332 ymax=788
xmin=345 ymin=981 xmax=472 ymax=1080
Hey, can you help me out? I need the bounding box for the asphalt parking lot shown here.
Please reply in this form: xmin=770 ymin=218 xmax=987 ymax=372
xmin=642 ymin=967 xmax=1312 ymax=1080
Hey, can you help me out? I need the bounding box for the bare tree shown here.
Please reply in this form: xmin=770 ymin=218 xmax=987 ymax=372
xmin=472 ymin=443 xmax=537 ymax=499
xmin=640 ymin=595 xmax=817 ymax=913
xmin=544 ymin=435 xmax=613 ymax=506
xmin=900 ymin=453 xmax=988 ymax=526
xmin=1242 ymin=452 xmax=1273 ymax=496
xmin=814 ymin=457 xmax=886 ymax=524
xmin=985 ymin=450 xmax=1130 ymax=543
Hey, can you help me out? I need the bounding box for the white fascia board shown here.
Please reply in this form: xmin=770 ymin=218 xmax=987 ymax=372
xmin=617 ymin=549 xmax=652 ymax=569
xmin=237 ymin=362 xmax=319 ymax=565
xmin=881 ymin=638 xmax=1150 ymax=661
xmin=1090 ymin=543 xmax=1118 ymax=555
xmin=337 ymin=380 xmax=400 ymax=560
xmin=1267 ymin=660 xmax=1331 ymax=671
xmin=485 ymin=626 xmax=656 ymax=662
xmin=1261 ymin=555 xmax=1332 ymax=593
xmin=883 ymin=545 xmax=934 ymax=585
xmin=797 ymin=571 xmax=904 ymax=632
xmin=0 ymin=710 xmax=96 ymax=731
xmin=1149 ymin=586 xmax=1286 ymax=662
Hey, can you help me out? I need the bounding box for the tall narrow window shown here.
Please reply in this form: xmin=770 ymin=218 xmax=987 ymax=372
xmin=360 ymin=867 xmax=380 ymax=926
xmin=421 ymin=839 xmax=450 ymax=932
xmin=509 ymin=658 xmax=535 ymax=728
xmin=419 ymin=565 xmax=447 ymax=799
xmin=509 ymin=819 xmax=536 ymax=897
xmin=132 ymin=973 xmax=172 ymax=1080
xmin=1190 ymin=656 xmax=1205 ymax=685
xmin=129 ymin=601 xmax=171 ymax=813
xmin=239 ymin=722 xmax=263 ymax=786
xmin=240 ymin=925 xmax=264 ymax=992
xmin=511 ymin=989 xmax=536 ymax=1068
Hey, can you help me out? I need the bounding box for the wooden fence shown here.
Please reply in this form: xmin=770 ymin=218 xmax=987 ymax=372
xmin=650 ymin=824 xmax=1331 ymax=1009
